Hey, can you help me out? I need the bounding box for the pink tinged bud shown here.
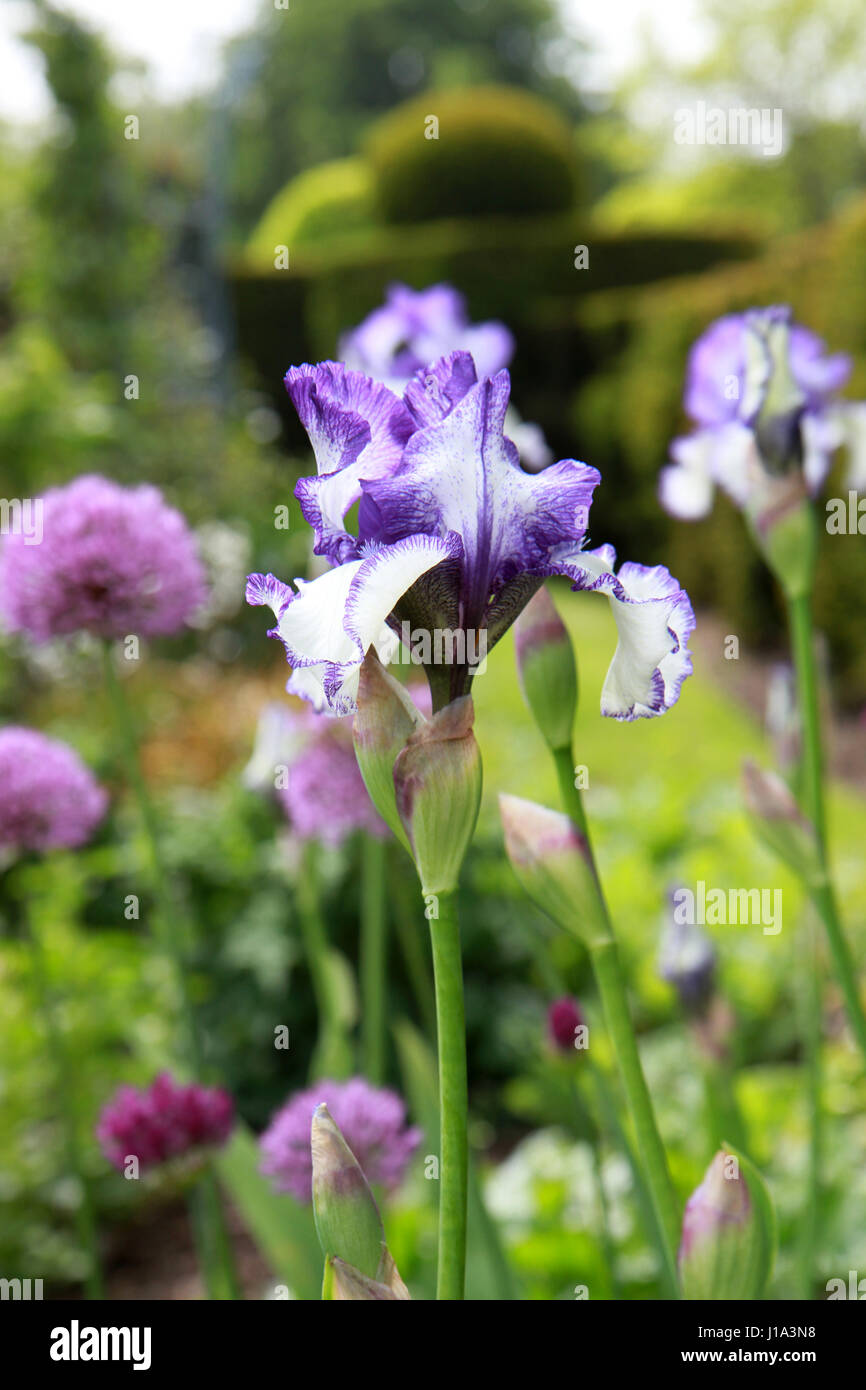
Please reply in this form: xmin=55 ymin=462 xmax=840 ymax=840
xmin=741 ymin=759 xmax=821 ymax=884
xmin=327 ymin=1250 xmax=411 ymax=1300
xmin=393 ymin=695 xmax=482 ymax=896
xmin=514 ymin=585 xmax=577 ymax=752
xmin=311 ymin=1103 xmax=385 ymax=1279
xmin=679 ymin=1148 xmax=775 ymax=1300
xmin=354 ymin=649 xmax=426 ymax=854
xmin=547 ymin=996 xmax=584 ymax=1054
xmin=499 ymin=794 xmax=610 ymax=948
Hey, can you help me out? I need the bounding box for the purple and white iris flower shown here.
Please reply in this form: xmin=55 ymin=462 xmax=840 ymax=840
xmin=247 ymin=346 xmax=694 ymax=723
xmin=659 ymin=306 xmax=866 ymax=521
xmin=340 ymin=281 xmax=552 ymax=472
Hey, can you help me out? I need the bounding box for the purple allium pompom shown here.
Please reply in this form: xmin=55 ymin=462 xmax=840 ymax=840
xmin=259 ymin=1077 xmax=421 ymax=1201
xmin=0 ymin=726 xmax=107 ymax=853
xmin=244 ymin=700 xmax=388 ymax=848
xmin=547 ymin=996 xmax=584 ymax=1054
xmin=96 ymin=1072 xmax=234 ymax=1173
xmin=0 ymin=474 xmax=207 ymax=642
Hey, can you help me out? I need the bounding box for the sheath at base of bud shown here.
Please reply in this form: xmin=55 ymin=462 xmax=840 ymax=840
xmin=354 ymin=650 xmax=426 ymax=854
xmin=393 ymin=696 xmax=482 ymax=897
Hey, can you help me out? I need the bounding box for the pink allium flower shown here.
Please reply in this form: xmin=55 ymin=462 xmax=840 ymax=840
xmin=0 ymin=726 xmax=107 ymax=853
xmin=259 ymin=1077 xmax=421 ymax=1201
xmin=243 ymin=700 xmax=388 ymax=848
xmin=547 ymin=996 xmax=584 ymax=1054
xmin=0 ymin=474 xmax=207 ymax=642
xmin=96 ymin=1072 xmax=234 ymax=1172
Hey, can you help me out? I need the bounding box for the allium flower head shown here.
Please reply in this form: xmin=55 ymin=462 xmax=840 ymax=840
xmin=96 ymin=1072 xmax=234 ymax=1172
xmin=259 ymin=1077 xmax=420 ymax=1201
xmin=243 ymin=700 xmax=387 ymax=847
xmin=0 ymin=726 xmax=107 ymax=854
xmin=0 ymin=474 xmax=207 ymax=642
xmin=248 ymin=347 xmax=694 ymax=721
xmin=660 ymin=307 xmax=865 ymax=521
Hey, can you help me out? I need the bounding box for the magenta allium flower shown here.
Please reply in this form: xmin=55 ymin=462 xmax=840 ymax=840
xmin=0 ymin=474 xmax=207 ymax=642
xmin=243 ymin=700 xmax=388 ymax=848
xmin=0 ymin=726 xmax=107 ymax=853
xmin=547 ymin=996 xmax=584 ymax=1054
xmin=259 ymin=1077 xmax=421 ymax=1201
xmin=96 ymin=1072 xmax=234 ymax=1173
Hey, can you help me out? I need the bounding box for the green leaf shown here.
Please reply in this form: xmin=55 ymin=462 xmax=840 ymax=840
xmin=216 ymin=1122 xmax=322 ymax=1300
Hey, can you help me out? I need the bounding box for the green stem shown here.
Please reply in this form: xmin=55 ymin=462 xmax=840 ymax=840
xmin=189 ymin=1163 xmax=241 ymax=1300
xmin=549 ymin=755 xmax=680 ymax=1295
xmin=797 ymin=910 xmax=823 ymax=1300
xmin=101 ymin=642 xmax=200 ymax=1072
xmin=29 ymin=912 xmax=104 ymax=1298
xmin=787 ymin=594 xmax=866 ymax=1065
xmin=360 ymin=834 xmax=387 ymax=1083
xmin=590 ymin=939 xmax=680 ymax=1296
xmin=428 ymin=890 xmax=468 ymax=1300
xmin=296 ymin=842 xmax=352 ymax=1080
xmin=552 ymin=744 xmax=589 ymax=836
xmin=392 ymin=877 xmax=437 ymax=1041
xmin=570 ymin=1076 xmax=618 ymax=1299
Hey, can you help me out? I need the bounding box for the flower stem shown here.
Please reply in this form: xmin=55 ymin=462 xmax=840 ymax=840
xmin=428 ymin=890 xmax=468 ymax=1300
xmin=360 ymin=834 xmax=387 ymax=1083
xmin=101 ymin=642 xmax=200 ymax=1072
xmin=797 ymin=909 xmax=823 ymax=1299
xmin=189 ymin=1162 xmax=241 ymax=1300
xmin=549 ymin=757 xmax=681 ymax=1294
xmin=787 ymin=594 xmax=866 ymax=1064
xmin=29 ymin=910 xmax=104 ymax=1298
xmin=590 ymin=937 xmax=680 ymax=1295
xmin=296 ymin=842 xmax=352 ymax=1081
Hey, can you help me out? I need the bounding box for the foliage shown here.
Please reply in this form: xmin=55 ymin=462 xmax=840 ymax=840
xmin=247 ymin=159 xmax=378 ymax=265
xmin=366 ymin=85 xmax=580 ymax=223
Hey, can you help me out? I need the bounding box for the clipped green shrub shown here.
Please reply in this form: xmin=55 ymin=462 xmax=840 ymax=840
xmin=366 ymin=85 xmax=579 ymax=223
xmin=246 ymin=157 xmax=377 ymax=266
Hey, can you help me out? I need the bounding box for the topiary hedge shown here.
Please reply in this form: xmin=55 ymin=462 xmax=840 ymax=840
xmin=245 ymin=157 xmax=377 ymax=267
xmin=365 ymin=85 xmax=580 ymax=223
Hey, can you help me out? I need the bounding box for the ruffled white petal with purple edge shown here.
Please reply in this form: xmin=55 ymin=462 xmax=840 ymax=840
xmin=550 ymin=545 xmax=695 ymax=720
xmin=246 ymin=533 xmax=460 ymax=715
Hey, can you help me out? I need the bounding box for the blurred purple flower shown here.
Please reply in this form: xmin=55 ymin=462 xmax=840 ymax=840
xmin=0 ymin=474 xmax=207 ymax=642
xmin=96 ymin=1072 xmax=234 ymax=1173
xmin=660 ymin=307 xmax=866 ymax=520
xmin=547 ymin=996 xmax=584 ymax=1054
xmin=340 ymin=281 xmax=551 ymax=472
xmin=339 ymin=281 xmax=514 ymax=385
xmin=243 ymin=700 xmax=387 ymax=848
xmin=0 ymin=726 xmax=107 ymax=854
xmin=658 ymin=892 xmax=717 ymax=1016
xmin=259 ymin=1076 xmax=421 ymax=1201
xmin=248 ymin=350 xmax=694 ymax=720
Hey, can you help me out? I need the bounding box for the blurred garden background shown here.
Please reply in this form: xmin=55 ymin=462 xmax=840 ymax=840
xmin=0 ymin=0 xmax=864 ymax=1300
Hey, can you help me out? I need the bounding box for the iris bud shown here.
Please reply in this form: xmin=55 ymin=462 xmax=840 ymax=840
xmin=499 ymin=794 xmax=610 ymax=949
xmin=514 ymin=585 xmax=577 ymax=752
xmin=354 ymin=649 xmax=425 ymax=854
xmin=679 ymin=1148 xmax=775 ymax=1300
xmin=311 ymin=1103 xmax=385 ymax=1279
xmin=742 ymin=759 xmax=822 ymax=885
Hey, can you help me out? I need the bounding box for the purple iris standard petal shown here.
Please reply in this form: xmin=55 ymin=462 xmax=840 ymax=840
xmin=259 ymin=1076 xmax=421 ymax=1202
xmin=0 ymin=474 xmax=206 ymax=642
xmin=0 ymin=726 xmax=108 ymax=854
xmin=360 ymin=368 xmax=599 ymax=628
xmin=287 ymin=362 xmax=415 ymax=563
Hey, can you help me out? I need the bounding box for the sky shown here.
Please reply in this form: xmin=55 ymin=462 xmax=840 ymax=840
xmin=0 ymin=0 xmax=709 ymax=125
